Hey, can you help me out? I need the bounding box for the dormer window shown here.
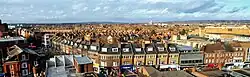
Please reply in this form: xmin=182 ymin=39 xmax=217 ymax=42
xmin=84 ymin=45 xmax=88 ymax=49
xmin=102 ymin=48 xmax=108 ymax=52
xmin=79 ymin=45 xmax=83 ymax=48
xmin=112 ymin=48 xmax=118 ymax=52
xmin=90 ymin=46 xmax=97 ymax=50
xmin=74 ymin=43 xmax=78 ymax=47
xmin=169 ymin=47 xmax=176 ymax=51
xmin=123 ymin=48 xmax=129 ymax=52
xmin=70 ymin=41 xmax=73 ymax=45
xmin=135 ymin=48 xmax=141 ymax=52
xmin=147 ymin=47 xmax=153 ymax=51
xmin=158 ymin=47 xmax=164 ymax=51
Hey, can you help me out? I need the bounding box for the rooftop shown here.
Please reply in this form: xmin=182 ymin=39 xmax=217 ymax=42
xmin=0 ymin=37 xmax=25 ymax=42
xmin=75 ymin=56 xmax=92 ymax=65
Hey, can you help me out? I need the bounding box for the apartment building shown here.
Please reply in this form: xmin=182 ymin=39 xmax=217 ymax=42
xmin=202 ymin=42 xmax=244 ymax=65
xmin=132 ymin=43 xmax=146 ymax=66
xmin=144 ymin=43 xmax=157 ymax=66
xmin=167 ymin=43 xmax=179 ymax=64
xmin=154 ymin=42 xmax=168 ymax=65
xmin=99 ymin=43 xmax=121 ymax=67
xmin=120 ymin=42 xmax=134 ymax=65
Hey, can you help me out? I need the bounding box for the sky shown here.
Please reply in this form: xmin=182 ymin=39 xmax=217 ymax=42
xmin=0 ymin=0 xmax=250 ymax=23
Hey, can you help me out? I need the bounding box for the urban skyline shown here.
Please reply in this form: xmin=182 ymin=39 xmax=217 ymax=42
xmin=0 ymin=0 xmax=250 ymax=23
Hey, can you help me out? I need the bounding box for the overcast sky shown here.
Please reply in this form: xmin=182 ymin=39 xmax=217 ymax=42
xmin=0 ymin=0 xmax=250 ymax=23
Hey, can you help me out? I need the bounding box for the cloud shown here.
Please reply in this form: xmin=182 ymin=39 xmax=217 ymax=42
xmin=93 ymin=7 xmax=101 ymax=11
xmin=0 ymin=0 xmax=250 ymax=23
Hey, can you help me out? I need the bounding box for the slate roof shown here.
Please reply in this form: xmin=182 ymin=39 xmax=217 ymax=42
xmin=154 ymin=42 xmax=168 ymax=54
xmin=142 ymin=67 xmax=194 ymax=77
xmin=75 ymin=56 xmax=93 ymax=65
xmin=121 ymin=43 xmax=133 ymax=54
xmin=6 ymin=45 xmax=40 ymax=61
xmin=145 ymin=44 xmax=157 ymax=54
xmin=132 ymin=43 xmax=145 ymax=54
xmin=167 ymin=43 xmax=179 ymax=53
xmin=99 ymin=43 xmax=121 ymax=54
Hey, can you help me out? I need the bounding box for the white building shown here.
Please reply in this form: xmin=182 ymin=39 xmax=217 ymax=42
xmin=42 ymin=34 xmax=54 ymax=47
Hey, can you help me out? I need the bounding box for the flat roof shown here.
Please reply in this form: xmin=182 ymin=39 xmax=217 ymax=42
xmin=0 ymin=37 xmax=25 ymax=42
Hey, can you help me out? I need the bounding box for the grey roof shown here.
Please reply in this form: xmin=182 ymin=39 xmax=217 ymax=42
xmin=180 ymin=53 xmax=203 ymax=60
xmin=75 ymin=56 xmax=92 ymax=65
xmin=162 ymin=71 xmax=194 ymax=77
xmin=143 ymin=67 xmax=194 ymax=77
xmin=46 ymin=66 xmax=68 ymax=77
xmin=0 ymin=37 xmax=26 ymax=42
xmin=6 ymin=45 xmax=40 ymax=60
xmin=200 ymin=70 xmax=227 ymax=77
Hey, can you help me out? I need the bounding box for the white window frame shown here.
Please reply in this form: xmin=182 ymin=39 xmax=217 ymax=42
xmin=84 ymin=45 xmax=88 ymax=49
xmin=112 ymin=48 xmax=118 ymax=52
xmin=79 ymin=45 xmax=83 ymax=48
xmin=22 ymin=69 xmax=28 ymax=76
xmin=90 ymin=46 xmax=97 ymax=50
xmin=147 ymin=47 xmax=153 ymax=51
xmin=158 ymin=47 xmax=164 ymax=51
xmin=135 ymin=48 xmax=141 ymax=52
xmin=34 ymin=61 xmax=38 ymax=66
xmin=169 ymin=47 xmax=176 ymax=51
xmin=123 ymin=48 xmax=129 ymax=52
xmin=101 ymin=48 xmax=108 ymax=52
xmin=113 ymin=62 xmax=118 ymax=66
xmin=21 ymin=62 xmax=28 ymax=68
xmin=70 ymin=41 xmax=74 ymax=45
xmin=22 ymin=54 xmax=26 ymax=60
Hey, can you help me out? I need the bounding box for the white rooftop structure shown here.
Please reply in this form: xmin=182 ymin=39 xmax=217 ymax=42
xmin=0 ymin=37 xmax=26 ymax=42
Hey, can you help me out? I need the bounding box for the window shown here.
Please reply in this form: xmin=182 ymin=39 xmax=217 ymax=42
xmin=22 ymin=54 xmax=26 ymax=60
xmin=228 ymin=29 xmax=232 ymax=31
xmin=147 ymin=47 xmax=153 ymax=51
xmin=22 ymin=69 xmax=28 ymax=76
xmin=11 ymin=71 xmax=14 ymax=76
xmin=84 ymin=45 xmax=88 ymax=49
xmin=158 ymin=47 xmax=164 ymax=51
xmin=169 ymin=47 xmax=176 ymax=51
xmin=34 ymin=61 xmax=38 ymax=66
xmin=101 ymin=61 xmax=107 ymax=66
xmin=137 ymin=61 xmax=142 ymax=65
xmin=113 ymin=62 xmax=118 ymax=66
xmin=135 ymin=48 xmax=141 ymax=52
xmin=70 ymin=41 xmax=74 ymax=45
xmin=148 ymin=61 xmax=153 ymax=65
xmin=101 ymin=48 xmax=108 ymax=52
xmin=90 ymin=46 xmax=97 ymax=50
xmin=10 ymin=65 xmax=14 ymax=69
xmin=21 ymin=62 xmax=28 ymax=68
xmin=112 ymin=48 xmax=118 ymax=52
xmin=123 ymin=48 xmax=129 ymax=52
xmin=79 ymin=45 xmax=83 ymax=48
xmin=124 ymin=61 xmax=129 ymax=65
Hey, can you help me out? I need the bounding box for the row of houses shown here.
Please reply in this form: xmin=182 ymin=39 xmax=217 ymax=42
xmin=50 ymin=34 xmax=250 ymax=71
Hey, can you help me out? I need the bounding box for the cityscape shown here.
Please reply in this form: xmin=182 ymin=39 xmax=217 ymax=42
xmin=1 ymin=0 xmax=250 ymax=77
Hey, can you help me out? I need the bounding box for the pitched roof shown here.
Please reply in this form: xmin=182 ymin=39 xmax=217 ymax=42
xmin=75 ymin=56 xmax=93 ymax=64
xmin=201 ymin=43 xmax=226 ymax=53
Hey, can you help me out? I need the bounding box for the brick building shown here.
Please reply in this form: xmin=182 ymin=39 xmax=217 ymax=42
xmin=3 ymin=45 xmax=41 ymax=77
xmin=202 ymin=42 xmax=244 ymax=65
